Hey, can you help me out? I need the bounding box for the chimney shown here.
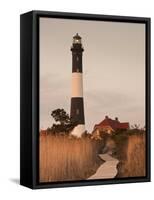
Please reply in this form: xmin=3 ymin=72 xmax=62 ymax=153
xmin=115 ymin=117 xmax=118 ymax=121
xmin=105 ymin=115 xmax=109 ymax=119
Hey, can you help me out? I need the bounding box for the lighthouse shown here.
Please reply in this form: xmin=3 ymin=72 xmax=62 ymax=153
xmin=70 ymin=33 xmax=85 ymax=137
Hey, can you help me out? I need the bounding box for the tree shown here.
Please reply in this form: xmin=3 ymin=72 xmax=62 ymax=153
xmin=51 ymin=109 xmax=70 ymax=124
xmin=50 ymin=108 xmax=78 ymax=134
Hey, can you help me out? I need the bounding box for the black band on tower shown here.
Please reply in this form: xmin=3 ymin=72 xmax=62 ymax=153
xmin=71 ymin=43 xmax=84 ymax=73
xmin=72 ymin=52 xmax=82 ymax=73
xmin=70 ymin=97 xmax=85 ymax=124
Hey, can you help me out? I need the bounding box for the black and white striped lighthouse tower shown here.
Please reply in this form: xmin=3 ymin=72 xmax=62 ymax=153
xmin=70 ymin=33 xmax=85 ymax=137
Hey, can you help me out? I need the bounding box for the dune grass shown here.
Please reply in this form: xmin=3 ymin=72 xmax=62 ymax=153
xmin=115 ymin=133 xmax=146 ymax=177
xmin=39 ymin=134 xmax=103 ymax=182
xmin=39 ymin=130 xmax=146 ymax=182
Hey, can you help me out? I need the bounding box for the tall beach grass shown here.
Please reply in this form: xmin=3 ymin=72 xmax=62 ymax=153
xmin=39 ymin=133 xmax=103 ymax=182
xmin=115 ymin=134 xmax=146 ymax=177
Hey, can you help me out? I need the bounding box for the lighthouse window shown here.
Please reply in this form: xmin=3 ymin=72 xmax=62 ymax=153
xmin=76 ymin=56 xmax=79 ymax=61
xmin=76 ymin=109 xmax=79 ymax=115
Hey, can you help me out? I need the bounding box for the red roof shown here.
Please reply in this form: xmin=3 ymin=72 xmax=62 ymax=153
xmin=118 ymin=122 xmax=129 ymax=129
xmin=94 ymin=116 xmax=129 ymax=131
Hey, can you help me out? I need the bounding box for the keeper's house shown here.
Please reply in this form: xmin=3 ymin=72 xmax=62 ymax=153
xmin=93 ymin=116 xmax=129 ymax=135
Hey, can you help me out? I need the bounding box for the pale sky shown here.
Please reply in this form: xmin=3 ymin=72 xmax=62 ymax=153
xmin=39 ymin=17 xmax=145 ymax=132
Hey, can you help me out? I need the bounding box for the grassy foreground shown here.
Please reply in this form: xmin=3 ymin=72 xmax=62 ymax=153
xmin=39 ymin=134 xmax=103 ymax=182
xmin=39 ymin=130 xmax=146 ymax=182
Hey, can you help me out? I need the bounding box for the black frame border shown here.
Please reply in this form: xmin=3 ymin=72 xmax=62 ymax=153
xmin=21 ymin=10 xmax=151 ymax=189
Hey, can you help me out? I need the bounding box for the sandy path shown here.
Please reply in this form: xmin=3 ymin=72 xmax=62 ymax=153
xmin=88 ymin=154 xmax=119 ymax=179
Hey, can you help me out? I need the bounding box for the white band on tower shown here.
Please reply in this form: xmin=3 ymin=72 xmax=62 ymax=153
xmin=71 ymin=73 xmax=83 ymax=97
